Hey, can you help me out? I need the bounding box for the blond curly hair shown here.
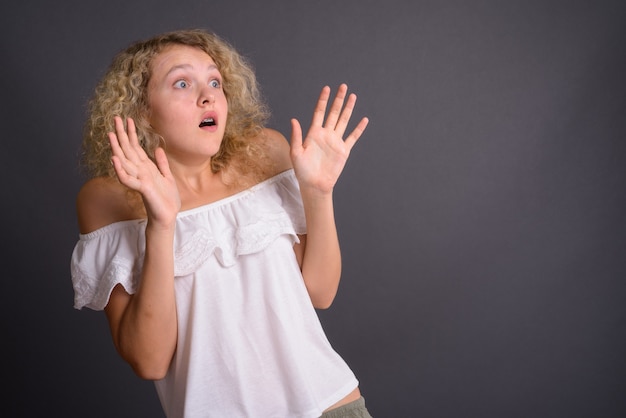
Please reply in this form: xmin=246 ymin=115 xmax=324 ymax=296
xmin=81 ymin=29 xmax=271 ymax=182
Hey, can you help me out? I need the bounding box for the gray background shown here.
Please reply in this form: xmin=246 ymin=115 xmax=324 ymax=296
xmin=2 ymin=0 xmax=625 ymax=417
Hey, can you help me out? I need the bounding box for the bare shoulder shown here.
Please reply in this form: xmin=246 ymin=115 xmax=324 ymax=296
xmin=76 ymin=177 xmax=144 ymax=234
xmin=259 ymin=128 xmax=292 ymax=175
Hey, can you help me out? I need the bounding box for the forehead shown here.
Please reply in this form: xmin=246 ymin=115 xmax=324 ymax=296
xmin=150 ymin=44 xmax=217 ymax=76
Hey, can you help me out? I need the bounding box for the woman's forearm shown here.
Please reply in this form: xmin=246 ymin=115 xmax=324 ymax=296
xmin=115 ymin=222 xmax=178 ymax=379
xmin=299 ymin=188 xmax=342 ymax=309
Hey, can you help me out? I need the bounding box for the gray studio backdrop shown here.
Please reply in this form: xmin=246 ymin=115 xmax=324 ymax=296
xmin=2 ymin=0 xmax=625 ymax=417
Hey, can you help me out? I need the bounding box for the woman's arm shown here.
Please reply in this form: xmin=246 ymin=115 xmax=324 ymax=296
xmin=78 ymin=117 xmax=181 ymax=380
xmin=104 ymin=223 xmax=177 ymax=380
xmin=290 ymin=84 xmax=369 ymax=309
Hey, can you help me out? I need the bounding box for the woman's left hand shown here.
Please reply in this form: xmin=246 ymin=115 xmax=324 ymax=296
xmin=290 ymin=84 xmax=369 ymax=195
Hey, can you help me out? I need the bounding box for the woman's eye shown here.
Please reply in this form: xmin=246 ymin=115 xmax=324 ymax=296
xmin=174 ymin=80 xmax=189 ymax=89
xmin=210 ymin=79 xmax=221 ymax=88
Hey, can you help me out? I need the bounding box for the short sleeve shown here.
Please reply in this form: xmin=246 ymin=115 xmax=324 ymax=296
xmin=70 ymin=220 xmax=146 ymax=310
xmin=273 ymin=170 xmax=306 ymax=236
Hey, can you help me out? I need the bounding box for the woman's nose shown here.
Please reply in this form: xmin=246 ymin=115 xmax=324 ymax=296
xmin=199 ymin=93 xmax=215 ymax=105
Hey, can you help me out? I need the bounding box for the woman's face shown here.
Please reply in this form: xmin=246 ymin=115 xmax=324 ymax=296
xmin=147 ymin=44 xmax=228 ymax=164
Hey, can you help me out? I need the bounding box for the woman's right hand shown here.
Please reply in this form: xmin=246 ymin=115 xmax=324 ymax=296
xmin=109 ymin=116 xmax=181 ymax=228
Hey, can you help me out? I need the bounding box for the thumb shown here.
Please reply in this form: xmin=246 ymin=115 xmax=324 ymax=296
xmin=290 ymin=118 xmax=303 ymax=155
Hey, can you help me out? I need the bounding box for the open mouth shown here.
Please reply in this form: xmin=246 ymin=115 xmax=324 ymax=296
xmin=199 ymin=117 xmax=216 ymax=127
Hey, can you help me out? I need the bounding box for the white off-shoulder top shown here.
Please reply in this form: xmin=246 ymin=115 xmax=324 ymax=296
xmin=70 ymin=169 xmax=358 ymax=418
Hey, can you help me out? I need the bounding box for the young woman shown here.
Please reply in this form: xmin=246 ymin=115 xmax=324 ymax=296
xmin=71 ymin=29 xmax=371 ymax=417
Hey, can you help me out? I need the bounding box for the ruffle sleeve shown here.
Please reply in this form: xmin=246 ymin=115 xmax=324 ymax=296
xmin=70 ymin=169 xmax=306 ymax=311
xmin=70 ymin=220 xmax=146 ymax=310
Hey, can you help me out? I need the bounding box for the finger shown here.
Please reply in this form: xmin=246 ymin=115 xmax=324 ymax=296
xmin=125 ymin=118 xmax=150 ymax=160
xmin=108 ymin=129 xmax=139 ymax=178
xmin=108 ymin=129 xmax=122 ymax=156
xmin=126 ymin=118 xmax=141 ymax=151
xmin=343 ymin=117 xmax=369 ymax=150
xmin=324 ymin=83 xmax=348 ymax=130
xmin=154 ymin=147 xmax=172 ymax=178
xmin=310 ymin=86 xmax=331 ymax=128
xmin=334 ymin=92 xmax=357 ymax=137
xmin=290 ymin=118 xmax=304 ymax=156
xmin=111 ymin=117 xmax=132 ymax=157
xmin=108 ymin=130 xmax=130 ymax=166
xmin=112 ymin=116 xmax=129 ymax=148
xmin=113 ymin=116 xmax=141 ymax=161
